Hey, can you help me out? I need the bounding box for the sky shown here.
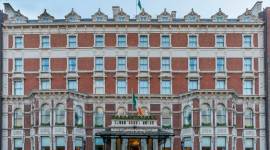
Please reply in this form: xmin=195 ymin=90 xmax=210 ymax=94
xmin=1 ymin=0 xmax=270 ymax=19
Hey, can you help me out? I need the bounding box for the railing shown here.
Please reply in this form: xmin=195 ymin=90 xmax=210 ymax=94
xmin=111 ymin=116 xmax=158 ymax=127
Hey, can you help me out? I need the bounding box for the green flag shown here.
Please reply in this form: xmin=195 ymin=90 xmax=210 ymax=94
xmin=138 ymin=0 xmax=142 ymax=10
xmin=132 ymin=93 xmax=138 ymax=111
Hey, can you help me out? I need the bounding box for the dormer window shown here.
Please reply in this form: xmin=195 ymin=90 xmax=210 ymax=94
xmin=211 ymin=8 xmax=227 ymax=22
xmin=136 ymin=9 xmax=151 ymax=22
xmin=216 ymin=16 xmax=224 ymax=22
xmin=38 ymin=9 xmax=54 ymax=23
xmin=238 ymin=8 xmax=259 ymax=23
xmin=157 ymin=9 xmax=174 ymax=22
xmin=65 ymin=8 xmax=81 ymax=22
xmin=243 ymin=16 xmax=251 ymax=22
xmin=184 ymin=9 xmax=200 ymax=22
xmin=140 ymin=16 xmax=147 ymax=21
xmin=92 ymin=9 xmax=108 ymax=22
xmin=118 ymin=16 xmax=126 ymax=22
xmin=186 ymin=16 xmax=196 ymax=22
xmin=96 ymin=16 xmax=103 ymax=22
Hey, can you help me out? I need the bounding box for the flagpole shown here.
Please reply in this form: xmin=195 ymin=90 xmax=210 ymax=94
xmin=136 ymin=0 xmax=138 ymax=15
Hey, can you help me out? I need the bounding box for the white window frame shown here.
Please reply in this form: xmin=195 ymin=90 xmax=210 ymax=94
xmin=188 ymin=79 xmax=199 ymax=91
xmin=40 ymin=58 xmax=50 ymax=73
xmin=94 ymin=34 xmax=105 ymax=48
xmin=138 ymin=78 xmax=150 ymax=95
xmin=68 ymin=57 xmax=77 ymax=72
xmin=73 ymin=104 xmax=85 ymax=127
xmin=40 ymin=78 xmax=51 ymax=90
xmin=215 ymin=34 xmax=226 ymax=48
xmin=116 ymin=78 xmax=127 ymax=95
xmin=188 ymin=57 xmax=198 ymax=72
xmin=116 ymin=34 xmax=127 ymax=48
xmin=188 ymin=34 xmax=198 ymax=48
xmin=13 ymin=35 xmax=24 ymax=49
xmin=138 ymin=34 xmax=149 ymax=48
xmin=242 ymin=34 xmax=253 ymax=48
xmin=160 ymin=79 xmax=172 ymax=95
xmin=67 ymin=34 xmax=78 ymax=48
xmin=243 ymin=79 xmax=254 ymax=95
xmin=39 ymin=103 xmax=51 ymax=126
xmin=117 ymin=57 xmax=127 ymax=71
xmin=95 ymin=57 xmax=104 ymax=71
xmin=215 ymin=79 xmax=227 ymax=90
xmin=94 ymin=78 xmax=105 ymax=94
xmin=243 ymin=57 xmax=253 ymax=72
xmin=161 ymin=57 xmax=171 ymax=72
xmin=200 ymin=103 xmax=212 ymax=126
xmin=14 ymin=58 xmax=23 ymax=73
xmin=40 ymin=35 xmax=51 ymax=49
xmin=139 ymin=57 xmax=149 ymax=72
xmin=215 ymin=103 xmax=227 ymax=126
xmin=160 ymin=34 xmax=171 ymax=48
xmin=13 ymin=79 xmax=24 ymax=96
xmin=216 ymin=57 xmax=226 ymax=72
xmin=67 ymin=78 xmax=78 ymax=91
xmin=182 ymin=104 xmax=193 ymax=128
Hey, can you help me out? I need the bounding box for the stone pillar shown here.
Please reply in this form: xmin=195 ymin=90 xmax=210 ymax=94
xmin=122 ymin=139 xmax=128 ymax=150
xmin=153 ymin=139 xmax=158 ymax=150
xmin=111 ymin=139 xmax=116 ymax=150
xmin=141 ymin=139 xmax=147 ymax=150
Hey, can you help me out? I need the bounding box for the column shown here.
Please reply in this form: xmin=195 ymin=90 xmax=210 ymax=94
xmin=122 ymin=139 xmax=128 ymax=150
xmin=111 ymin=139 xmax=116 ymax=150
xmin=141 ymin=139 xmax=147 ymax=150
xmin=153 ymin=139 xmax=158 ymax=150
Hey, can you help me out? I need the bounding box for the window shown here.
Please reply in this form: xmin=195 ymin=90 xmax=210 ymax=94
xmin=15 ymin=36 xmax=23 ymax=48
xmin=243 ymin=35 xmax=252 ymax=48
xmin=139 ymin=79 xmax=149 ymax=94
xmin=75 ymin=105 xmax=83 ymax=127
xmin=139 ymin=57 xmax=148 ymax=71
xmin=216 ymin=57 xmax=225 ymax=72
xmin=245 ymin=108 xmax=253 ymax=128
xmin=55 ymin=104 xmax=65 ymax=125
xmin=161 ymin=57 xmax=170 ymax=72
xmin=41 ymin=36 xmax=50 ymax=48
xmin=161 ymin=80 xmax=171 ymax=95
xmin=216 ymin=79 xmax=225 ymax=90
xmin=162 ymin=107 xmax=171 ymax=128
xmin=118 ymin=16 xmax=126 ymax=22
xmin=68 ymin=79 xmax=77 ymax=91
xmin=243 ymin=80 xmax=253 ymax=95
xmin=183 ymin=137 xmax=192 ymax=150
xmin=14 ymin=108 xmax=23 ymax=128
xmin=95 ymin=137 xmax=104 ymax=150
xmin=117 ymin=57 xmax=126 ymax=71
xmin=117 ymin=35 xmax=127 ymax=47
xmin=68 ymin=58 xmax=77 ymax=72
xmin=95 ymin=35 xmax=104 ymax=47
xmin=95 ymin=107 xmax=104 ymax=127
xmin=217 ymin=137 xmax=226 ymax=150
xmin=41 ymin=136 xmax=50 ymax=150
xmin=95 ymin=79 xmax=104 ymax=94
xmin=189 ymin=58 xmax=197 ymax=72
xmin=183 ymin=106 xmax=192 ymax=128
xmin=245 ymin=138 xmax=254 ymax=150
xmin=117 ymin=79 xmax=127 ymax=94
xmin=201 ymin=104 xmax=211 ymax=126
xmin=188 ymin=35 xmax=197 ymax=48
xmin=161 ymin=16 xmax=169 ymax=22
xmin=161 ymin=35 xmax=170 ymax=48
xmin=186 ymin=16 xmax=196 ymax=22
xmin=75 ymin=137 xmax=83 ymax=150
xmin=139 ymin=35 xmax=148 ymax=47
xmin=95 ymin=57 xmax=104 ymax=71
xmin=41 ymin=104 xmax=50 ymax=126
xmin=55 ymin=136 xmax=65 ymax=150
xmin=68 ymin=35 xmax=77 ymax=48
xmin=14 ymin=58 xmax=23 ymax=72
xmin=41 ymin=79 xmax=50 ymax=90
xmin=188 ymin=79 xmax=198 ymax=91
xmin=14 ymin=80 xmax=23 ymax=96
xmin=41 ymin=58 xmax=50 ymax=72
xmin=216 ymin=16 xmax=224 ymax=22
xmin=216 ymin=104 xmax=226 ymax=126
xmin=201 ymin=137 xmax=211 ymax=150
xmin=244 ymin=58 xmax=252 ymax=72
xmin=14 ymin=138 xmax=23 ymax=150
xmin=216 ymin=35 xmax=225 ymax=48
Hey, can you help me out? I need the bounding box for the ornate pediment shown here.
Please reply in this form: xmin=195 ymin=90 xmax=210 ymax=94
xmin=114 ymin=8 xmax=130 ymax=22
xmin=9 ymin=9 xmax=28 ymax=24
xmin=92 ymin=8 xmax=108 ymax=22
xmin=65 ymin=8 xmax=81 ymax=22
xmin=184 ymin=9 xmax=200 ymax=22
xmin=157 ymin=9 xmax=174 ymax=22
xmin=211 ymin=8 xmax=228 ymax=22
xmin=238 ymin=8 xmax=259 ymax=22
xmin=38 ymin=9 xmax=54 ymax=23
xmin=136 ymin=9 xmax=151 ymax=22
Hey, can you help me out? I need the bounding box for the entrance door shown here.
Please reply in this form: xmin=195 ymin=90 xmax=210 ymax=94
xmin=128 ymin=139 xmax=140 ymax=150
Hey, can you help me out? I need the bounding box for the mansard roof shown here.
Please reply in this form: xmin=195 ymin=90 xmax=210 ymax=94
xmin=135 ymin=9 xmax=151 ymax=22
xmin=38 ymin=9 xmax=54 ymax=23
xmin=238 ymin=8 xmax=260 ymax=22
xmin=9 ymin=9 xmax=28 ymax=23
xmin=65 ymin=8 xmax=81 ymax=22
xmin=114 ymin=8 xmax=130 ymax=22
xmin=184 ymin=8 xmax=200 ymax=22
xmin=157 ymin=9 xmax=176 ymax=22
xmin=211 ymin=8 xmax=228 ymax=22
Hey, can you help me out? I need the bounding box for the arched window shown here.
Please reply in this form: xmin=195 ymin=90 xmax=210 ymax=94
xmin=41 ymin=104 xmax=50 ymax=126
xmin=201 ymin=104 xmax=211 ymax=126
xmin=216 ymin=104 xmax=226 ymax=126
xmin=75 ymin=105 xmax=83 ymax=127
xmin=162 ymin=107 xmax=171 ymax=128
xmin=14 ymin=108 xmax=23 ymax=128
xmin=183 ymin=105 xmax=192 ymax=128
xmin=245 ymin=108 xmax=253 ymax=128
xmin=141 ymin=107 xmax=149 ymax=116
xmin=55 ymin=104 xmax=65 ymax=125
xmin=95 ymin=107 xmax=104 ymax=128
xmin=117 ymin=107 xmax=126 ymax=116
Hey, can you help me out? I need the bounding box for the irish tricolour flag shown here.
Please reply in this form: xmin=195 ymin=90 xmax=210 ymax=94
xmin=132 ymin=93 xmax=144 ymax=115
